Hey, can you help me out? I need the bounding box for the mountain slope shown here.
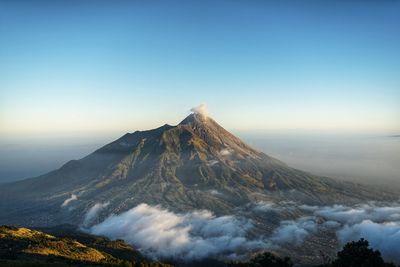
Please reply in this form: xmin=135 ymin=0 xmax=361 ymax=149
xmin=0 ymin=112 xmax=395 ymax=227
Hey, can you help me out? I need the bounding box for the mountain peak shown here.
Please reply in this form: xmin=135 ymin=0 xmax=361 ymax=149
xmin=190 ymin=103 xmax=208 ymax=117
xmin=179 ymin=112 xmax=208 ymax=126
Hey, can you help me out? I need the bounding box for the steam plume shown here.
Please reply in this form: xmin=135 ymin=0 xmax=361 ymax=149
xmin=190 ymin=103 xmax=208 ymax=118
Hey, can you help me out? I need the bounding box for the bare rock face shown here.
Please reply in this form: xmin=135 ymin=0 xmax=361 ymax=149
xmin=0 ymin=113 xmax=394 ymax=227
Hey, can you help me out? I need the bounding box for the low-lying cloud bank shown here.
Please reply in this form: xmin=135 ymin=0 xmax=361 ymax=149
xmin=271 ymin=216 xmax=317 ymax=246
xmin=84 ymin=202 xmax=400 ymax=262
xmin=294 ymin=203 xmax=400 ymax=263
xmin=83 ymin=202 xmax=110 ymax=227
xmin=87 ymin=203 xmax=266 ymax=260
xmin=252 ymin=200 xmax=296 ymax=213
xmin=337 ymin=220 xmax=400 ymax=262
xmin=251 ymin=201 xmax=400 ymax=263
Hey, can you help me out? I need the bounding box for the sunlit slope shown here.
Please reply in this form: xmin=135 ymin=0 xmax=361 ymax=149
xmin=0 ymin=225 xmax=171 ymax=267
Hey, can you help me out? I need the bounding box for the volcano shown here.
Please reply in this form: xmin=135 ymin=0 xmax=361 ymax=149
xmin=0 ymin=111 xmax=394 ymax=227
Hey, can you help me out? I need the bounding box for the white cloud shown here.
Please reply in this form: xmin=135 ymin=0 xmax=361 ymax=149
xmin=337 ymin=220 xmax=400 ymax=263
xmin=207 ymin=160 xmax=219 ymax=166
xmin=314 ymin=204 xmax=400 ymax=224
xmin=82 ymin=201 xmax=400 ymax=263
xmin=82 ymin=202 xmax=110 ymax=227
xmin=190 ymin=103 xmax=208 ymax=118
xmin=87 ymin=203 xmax=266 ymax=260
xmin=219 ymin=149 xmax=231 ymax=156
xmin=293 ymin=202 xmax=400 ymax=263
xmin=271 ymin=217 xmax=317 ymax=245
xmin=299 ymin=204 xmax=319 ymax=212
xmin=322 ymin=220 xmax=341 ymax=229
xmin=61 ymin=194 xmax=77 ymax=207
xmin=208 ymin=189 xmax=222 ymax=196
xmin=253 ymin=201 xmax=280 ymax=212
xmin=251 ymin=200 xmax=297 ymax=213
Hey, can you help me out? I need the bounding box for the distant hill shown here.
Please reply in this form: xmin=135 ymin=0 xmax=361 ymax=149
xmin=0 ymin=225 xmax=171 ymax=267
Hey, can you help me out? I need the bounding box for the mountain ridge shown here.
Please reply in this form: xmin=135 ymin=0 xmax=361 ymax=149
xmin=0 ymin=112 xmax=396 ymax=227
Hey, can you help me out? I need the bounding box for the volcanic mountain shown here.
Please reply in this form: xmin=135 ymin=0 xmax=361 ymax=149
xmin=0 ymin=112 xmax=394 ymax=227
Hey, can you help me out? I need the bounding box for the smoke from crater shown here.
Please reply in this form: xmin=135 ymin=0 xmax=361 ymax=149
xmin=190 ymin=103 xmax=208 ymax=118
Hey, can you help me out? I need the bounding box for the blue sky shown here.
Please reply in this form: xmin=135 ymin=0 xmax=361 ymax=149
xmin=1 ymin=0 xmax=399 ymax=138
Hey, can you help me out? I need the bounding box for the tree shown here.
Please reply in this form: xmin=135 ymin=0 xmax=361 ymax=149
xmin=230 ymin=252 xmax=293 ymax=267
xmin=329 ymin=238 xmax=396 ymax=267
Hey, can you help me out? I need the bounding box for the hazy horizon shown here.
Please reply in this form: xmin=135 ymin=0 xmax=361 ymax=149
xmin=1 ymin=127 xmax=399 ymax=187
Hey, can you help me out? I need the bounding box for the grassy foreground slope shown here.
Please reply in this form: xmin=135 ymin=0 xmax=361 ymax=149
xmin=0 ymin=225 xmax=171 ymax=267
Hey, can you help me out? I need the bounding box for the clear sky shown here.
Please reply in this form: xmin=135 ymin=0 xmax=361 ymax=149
xmin=1 ymin=0 xmax=399 ymax=139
